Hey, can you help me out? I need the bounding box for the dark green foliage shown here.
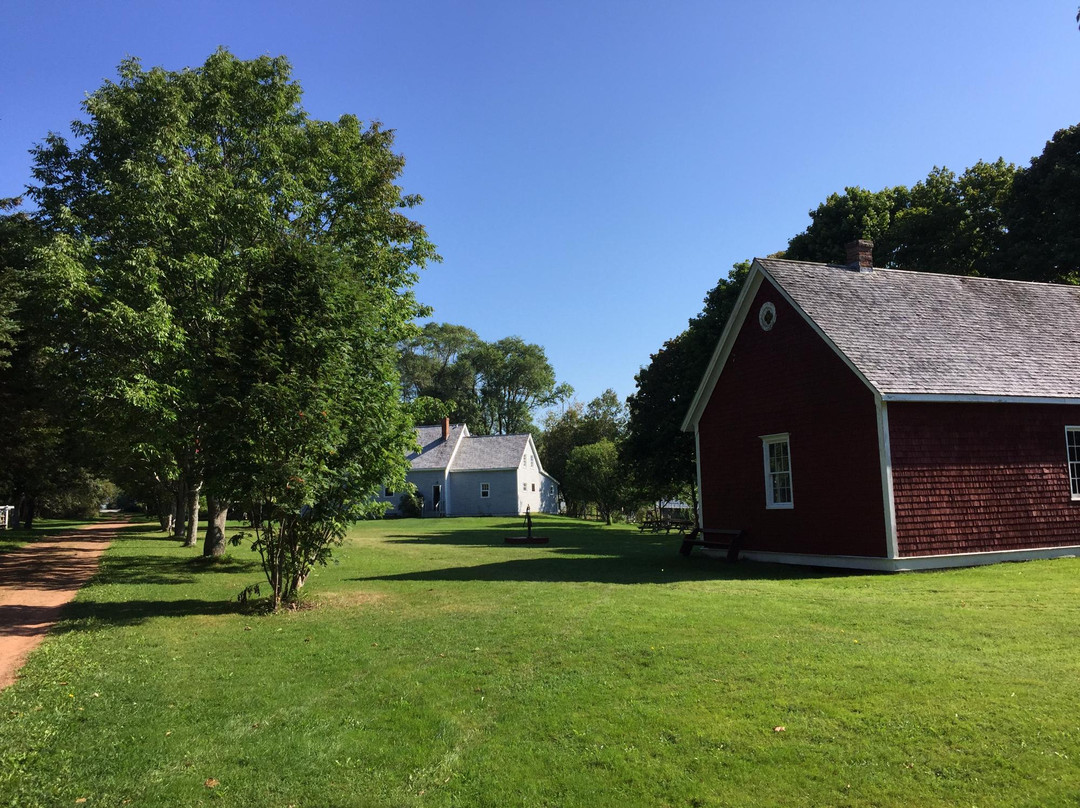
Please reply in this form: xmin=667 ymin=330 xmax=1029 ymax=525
xmin=38 ymin=475 xmax=117 ymax=519
xmin=25 ymin=49 xmax=436 ymax=573
xmin=785 ymin=159 xmax=1016 ymax=277
xmin=399 ymin=324 xmax=570 ymax=435
xmin=212 ymin=243 xmax=420 ymax=609
xmin=397 ymin=490 xmax=424 ymax=518
xmin=998 ymin=125 xmax=1080 ymax=284
xmin=539 ymin=389 xmax=627 ymax=515
xmin=562 ymin=439 xmax=627 ymax=524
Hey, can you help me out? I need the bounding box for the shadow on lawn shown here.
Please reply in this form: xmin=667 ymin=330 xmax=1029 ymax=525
xmin=0 ymin=597 xmax=247 ymax=637
xmin=354 ymin=552 xmax=861 ymax=586
xmin=90 ymin=554 xmax=260 ymax=587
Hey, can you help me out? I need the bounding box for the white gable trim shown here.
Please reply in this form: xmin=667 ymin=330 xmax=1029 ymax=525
xmin=881 ymin=393 xmax=1080 ymax=406
xmin=680 ymin=268 xmax=764 ymax=432
xmin=681 ymin=260 xmax=882 ymax=432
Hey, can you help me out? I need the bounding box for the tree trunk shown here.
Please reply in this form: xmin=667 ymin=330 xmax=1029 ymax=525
xmin=17 ymin=493 xmax=34 ymax=530
xmin=182 ymin=478 xmax=202 ymax=547
xmin=202 ymin=496 xmax=228 ymax=557
xmin=171 ymin=481 xmax=186 ymax=541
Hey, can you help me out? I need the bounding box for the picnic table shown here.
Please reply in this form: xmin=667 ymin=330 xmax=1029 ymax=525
xmin=638 ymin=517 xmax=694 ymax=535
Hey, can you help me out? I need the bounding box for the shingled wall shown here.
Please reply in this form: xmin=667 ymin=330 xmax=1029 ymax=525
xmin=889 ymin=402 xmax=1080 ymax=556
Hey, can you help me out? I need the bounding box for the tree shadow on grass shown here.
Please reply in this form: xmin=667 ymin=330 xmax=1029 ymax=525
xmin=88 ymin=554 xmax=261 ymax=587
xmin=353 ymin=553 xmax=865 ymax=586
xmin=0 ymin=597 xmax=250 ymax=637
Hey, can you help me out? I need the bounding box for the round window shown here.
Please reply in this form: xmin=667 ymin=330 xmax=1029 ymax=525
xmin=759 ymin=301 xmax=777 ymax=331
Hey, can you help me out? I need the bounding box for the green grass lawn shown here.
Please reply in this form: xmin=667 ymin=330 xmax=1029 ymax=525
xmin=2 ymin=516 xmax=1079 ymax=807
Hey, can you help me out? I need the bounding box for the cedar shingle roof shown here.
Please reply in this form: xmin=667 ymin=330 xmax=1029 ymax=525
xmin=758 ymin=258 xmax=1080 ymax=398
xmin=407 ymin=423 xmax=468 ymax=470
xmin=407 ymin=425 xmax=551 ymax=476
xmin=451 ymin=434 xmax=529 ymax=470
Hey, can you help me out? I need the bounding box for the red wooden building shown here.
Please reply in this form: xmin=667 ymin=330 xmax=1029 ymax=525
xmin=682 ymin=241 xmax=1080 ymax=570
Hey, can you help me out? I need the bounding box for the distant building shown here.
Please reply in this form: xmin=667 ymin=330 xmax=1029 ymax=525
xmin=377 ymin=418 xmax=559 ymax=517
xmin=682 ymin=240 xmax=1080 ymax=570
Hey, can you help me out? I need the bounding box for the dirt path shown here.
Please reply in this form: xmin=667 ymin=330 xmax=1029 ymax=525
xmin=0 ymin=521 xmax=125 ymax=690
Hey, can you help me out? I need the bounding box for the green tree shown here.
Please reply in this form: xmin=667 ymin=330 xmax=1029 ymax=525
xmin=562 ymin=440 xmax=625 ymax=525
xmin=27 ymin=50 xmax=436 ymax=556
xmin=538 ymin=389 xmax=626 ymax=515
xmin=398 ymin=322 xmax=482 ymax=426
xmin=213 ymin=243 xmax=417 ymax=608
xmin=998 ymin=124 xmax=1080 ymax=284
xmin=470 ymin=336 xmax=571 ymax=435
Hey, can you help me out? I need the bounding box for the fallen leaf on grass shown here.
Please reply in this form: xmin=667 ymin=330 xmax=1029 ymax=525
xmin=75 ymin=800 xmax=87 ymax=804
xmin=773 ymin=726 xmax=786 ymax=733
xmin=204 ymin=778 xmax=219 ymax=789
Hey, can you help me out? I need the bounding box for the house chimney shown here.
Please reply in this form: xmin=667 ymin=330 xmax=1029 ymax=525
xmin=845 ymin=239 xmax=874 ymax=272
xmin=441 ymin=417 xmax=450 ymax=441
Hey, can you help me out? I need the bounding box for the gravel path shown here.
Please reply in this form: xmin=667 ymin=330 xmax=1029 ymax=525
xmin=0 ymin=521 xmax=123 ymax=690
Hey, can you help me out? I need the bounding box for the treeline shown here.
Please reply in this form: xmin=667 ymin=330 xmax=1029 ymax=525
xmin=625 ymin=123 xmax=1080 ymax=507
xmin=399 ymin=322 xmax=571 ymax=436
xmin=0 ymin=51 xmax=436 ymax=609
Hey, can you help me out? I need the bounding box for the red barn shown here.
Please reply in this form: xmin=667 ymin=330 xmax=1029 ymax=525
xmin=682 ymin=241 xmax=1080 ymax=570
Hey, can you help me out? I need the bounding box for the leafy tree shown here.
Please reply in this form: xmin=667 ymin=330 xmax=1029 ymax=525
xmin=470 ymin=337 xmax=571 ymax=435
xmin=538 ymin=389 xmax=626 ymax=514
xmin=26 ymin=50 xmax=436 ymax=557
xmin=400 ymin=326 xmax=570 ymax=435
xmin=785 ymin=187 xmax=904 ymax=264
xmin=783 ymin=161 xmax=1016 ymax=276
xmin=398 ymin=322 xmax=482 ymax=426
xmin=562 ymin=440 xmax=625 ymax=525
xmin=213 ymin=243 xmax=418 ymax=608
xmin=998 ymin=124 xmax=1080 ymax=284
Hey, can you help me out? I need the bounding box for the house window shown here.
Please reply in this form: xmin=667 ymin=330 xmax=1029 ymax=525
xmin=761 ymin=433 xmax=793 ymax=509
xmin=522 ymin=483 xmax=527 ymax=491
xmin=384 ymin=486 xmax=394 ymax=498
xmin=481 ymin=483 xmax=490 ymax=498
xmin=531 ymin=483 xmax=536 ymax=492
xmin=1067 ymin=427 xmax=1080 ymax=500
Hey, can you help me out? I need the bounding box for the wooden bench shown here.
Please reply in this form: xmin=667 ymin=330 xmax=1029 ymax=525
xmin=679 ymin=528 xmax=743 ymax=562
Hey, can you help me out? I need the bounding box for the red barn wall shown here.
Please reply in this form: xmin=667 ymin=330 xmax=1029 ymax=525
xmin=889 ymin=402 xmax=1080 ymax=556
xmin=697 ymin=278 xmax=888 ymax=557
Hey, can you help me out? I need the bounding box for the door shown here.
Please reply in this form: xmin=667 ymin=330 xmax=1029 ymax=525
xmin=432 ymin=484 xmax=442 ymax=513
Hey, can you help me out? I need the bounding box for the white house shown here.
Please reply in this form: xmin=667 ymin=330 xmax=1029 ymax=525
xmin=377 ymin=419 xmax=560 ymax=517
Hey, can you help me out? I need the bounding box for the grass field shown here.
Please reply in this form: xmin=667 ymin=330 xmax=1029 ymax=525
xmin=2 ymin=515 xmax=1079 ymax=807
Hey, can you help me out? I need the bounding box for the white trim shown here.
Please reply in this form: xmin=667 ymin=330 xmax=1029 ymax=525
xmin=694 ymin=425 xmax=704 ymax=527
xmin=681 ymin=269 xmax=765 ymax=432
xmin=1066 ymin=426 xmax=1080 ymax=501
xmin=876 ymin=396 xmax=899 ymax=559
xmin=760 ymin=432 xmax=794 ymax=509
xmin=882 ymin=393 xmax=1080 ymax=405
xmin=704 ymin=545 xmax=1080 ymax=572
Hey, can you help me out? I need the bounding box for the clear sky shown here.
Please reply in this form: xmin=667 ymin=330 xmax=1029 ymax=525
xmin=3 ymin=1 xmax=1079 ymax=408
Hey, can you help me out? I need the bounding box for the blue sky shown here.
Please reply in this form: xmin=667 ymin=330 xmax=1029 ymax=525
xmin=3 ymin=1 xmax=1079 ymax=408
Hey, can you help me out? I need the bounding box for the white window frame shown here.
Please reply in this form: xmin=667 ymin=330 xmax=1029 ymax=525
xmin=761 ymin=433 xmax=794 ymax=509
xmin=1067 ymin=427 xmax=1080 ymax=501
xmin=480 ymin=482 xmax=490 ymax=498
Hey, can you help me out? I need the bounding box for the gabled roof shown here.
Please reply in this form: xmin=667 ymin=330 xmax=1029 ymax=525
xmin=407 ymin=425 xmax=556 ymax=480
xmin=407 ymin=423 xmax=469 ymax=470
xmin=683 ymin=258 xmax=1080 ymax=430
xmin=452 ymin=434 xmax=530 ymax=470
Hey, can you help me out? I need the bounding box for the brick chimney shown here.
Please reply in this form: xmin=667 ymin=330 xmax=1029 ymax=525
xmin=441 ymin=417 xmax=450 ymax=441
xmin=845 ymin=239 xmax=874 ymax=272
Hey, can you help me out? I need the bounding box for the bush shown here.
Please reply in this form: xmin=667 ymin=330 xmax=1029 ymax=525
xmin=398 ymin=490 xmax=424 ymax=518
